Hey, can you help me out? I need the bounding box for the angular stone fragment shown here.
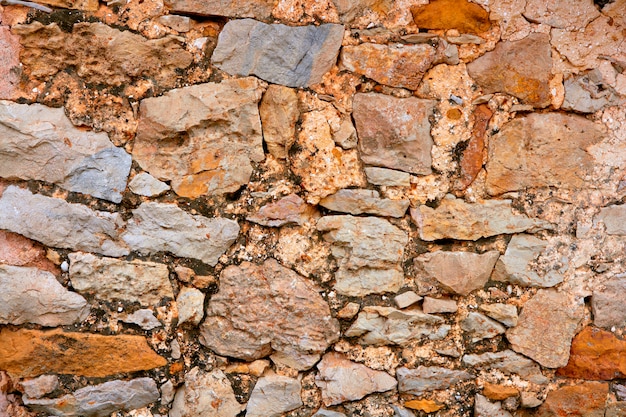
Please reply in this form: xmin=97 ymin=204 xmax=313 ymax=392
xmin=24 ymin=378 xmax=159 ymax=417
xmin=122 ymin=309 xmax=162 ymax=330
xmin=462 ymin=350 xmax=547 ymax=384
xmin=212 ymin=19 xmax=344 ymax=88
xmin=157 ymin=15 xmax=191 ymax=32
xmin=0 ymin=265 xmax=89 ymax=327
xmin=485 ymin=113 xmax=606 ymax=195
xmin=21 ymin=375 xmax=59 ymax=399
xmin=482 ymin=383 xmax=519 ymax=401
xmin=562 ymin=70 xmax=623 ymax=113
xmin=122 ymin=202 xmax=239 ymax=266
xmin=133 ymin=79 xmax=264 ymax=198
xmin=416 ymin=251 xmax=499 ymax=295
xmin=176 ymin=287 xmax=205 ymax=326
xmin=506 ymin=289 xmax=584 ymax=368
xmin=128 ymin=173 xmax=170 ymax=197
xmin=395 ymin=291 xmax=422 ymax=309
xmin=315 ymin=353 xmax=397 ymax=406
xmin=0 ymin=230 xmax=56 ymax=273
xmin=165 ymin=0 xmax=274 ymax=19
xmin=0 ymin=27 xmax=21 ymax=100
xmin=170 ymin=368 xmax=243 ymax=417
xmin=595 ymin=205 xmax=626 ymax=235
xmin=316 ymin=215 xmax=408 ymax=296
xmin=534 ymin=382 xmax=608 ymax=417
xmin=0 ymin=328 xmax=167 ymax=378
xmin=69 ymin=252 xmax=173 ymax=306
xmin=411 ymin=194 xmax=552 ymax=241
xmin=397 ymin=366 xmax=473 ymax=396
xmin=364 ymin=167 xmax=411 ymax=187
xmin=353 ymin=93 xmax=435 ymax=175
xmin=246 ymin=374 xmax=302 ymax=417
xmin=345 ymin=306 xmax=450 ymax=346
xmin=320 ymin=189 xmax=409 ymax=218
xmin=410 ymin=0 xmax=491 ymax=34
xmin=592 ymin=277 xmax=626 ymax=328
xmin=523 ymin=0 xmax=599 ymax=29
xmin=422 ymin=297 xmax=457 ymax=314
xmin=467 ymin=33 xmax=552 ymax=108
xmin=474 ymin=394 xmax=513 ymax=417
xmin=200 ymin=259 xmax=339 ymax=366
xmin=0 ymin=186 xmax=128 ymax=257
xmin=247 ymin=194 xmax=317 ymax=227
xmin=455 ymin=104 xmax=491 ymax=191
xmin=259 ymin=85 xmax=299 ymax=159
xmin=461 ymin=312 xmax=506 ymax=343
xmin=479 ymin=303 xmax=518 ymax=327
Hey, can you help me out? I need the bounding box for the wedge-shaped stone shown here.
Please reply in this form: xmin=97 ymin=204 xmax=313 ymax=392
xmin=397 ymin=366 xmax=473 ymax=396
xmin=0 ymin=265 xmax=89 ymax=327
xmin=0 ymin=101 xmax=131 ymax=203
xmin=0 ymin=186 xmax=128 ymax=257
xmin=133 ymin=79 xmax=264 ymax=199
xmin=69 ymin=252 xmax=173 ymax=306
xmin=317 ymin=215 xmax=408 ymax=296
xmin=170 ymin=368 xmax=243 ymax=417
xmin=212 ymin=19 xmax=344 ymax=88
xmin=246 ymin=375 xmax=302 ymax=417
xmin=0 ymin=328 xmax=167 ymax=378
xmin=122 ymin=202 xmax=239 ymax=266
xmin=462 ymin=350 xmax=547 ymax=384
xmin=165 ymin=0 xmax=274 ymax=19
xmin=320 ymin=189 xmax=409 ymax=218
xmin=315 ymin=353 xmax=397 ymax=406
xmin=592 ymin=276 xmax=626 ymax=328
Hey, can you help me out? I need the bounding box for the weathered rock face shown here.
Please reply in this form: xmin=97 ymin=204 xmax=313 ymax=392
xmin=21 ymin=375 xmax=59 ymax=399
xmin=246 ymin=374 xmax=302 ymax=417
xmin=165 ymin=0 xmax=274 ymax=19
xmin=121 ymin=309 xmax=161 ymax=330
xmin=170 ymin=368 xmax=243 ymax=417
xmin=212 ymin=19 xmax=344 ymax=88
xmin=315 ymin=353 xmax=397 ymax=406
xmin=0 ymin=265 xmax=89 ymax=326
xmin=480 ymin=303 xmax=518 ymax=327
xmin=562 ymin=70 xmax=623 ymax=113
xmin=534 ymin=382 xmax=608 ymax=417
xmin=0 ymin=328 xmax=166 ymax=378
xmin=353 ymin=93 xmax=435 ymax=175
xmin=200 ymin=259 xmax=339 ymax=367
xmin=128 ymin=173 xmax=170 ymax=197
xmin=259 ymin=85 xmax=299 ymax=159
xmin=422 ymin=297 xmax=457 ymax=314
xmin=133 ymin=79 xmax=265 ymax=199
xmin=506 ymin=289 xmax=584 ymax=368
xmin=0 ymin=26 xmax=20 ymax=100
xmin=364 ymin=167 xmax=411 ymax=187
xmin=485 ymin=113 xmax=606 ymax=195
xmin=595 ymin=205 xmax=626 ymax=235
xmin=592 ymin=277 xmax=626 ymax=328
xmin=316 ymin=215 xmax=407 ymax=296
xmin=523 ymin=0 xmax=599 ymax=29
xmin=176 ymin=287 xmax=205 ymax=327
xmin=247 ymin=194 xmax=317 ymax=227
xmin=320 ymin=189 xmax=409 ymax=218
xmin=397 ymin=366 xmax=473 ymax=396
xmin=122 ymin=202 xmax=239 ymax=266
xmin=461 ymin=312 xmax=506 ymax=343
xmin=410 ymin=0 xmax=491 ymax=34
xmin=462 ymin=350 xmax=547 ymax=384
xmin=0 ymin=230 xmax=57 ymax=273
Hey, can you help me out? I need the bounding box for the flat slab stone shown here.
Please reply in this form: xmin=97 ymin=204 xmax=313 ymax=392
xmin=164 ymin=0 xmax=274 ymax=19
xmin=247 ymin=194 xmax=317 ymax=227
xmin=461 ymin=312 xmax=506 ymax=343
xmin=212 ymin=19 xmax=344 ymax=88
xmin=246 ymin=375 xmax=302 ymax=417
xmin=422 ymin=297 xmax=457 ymax=314
xmin=479 ymin=303 xmax=518 ymax=327
xmin=462 ymin=350 xmax=547 ymax=384
xmin=21 ymin=375 xmax=59 ymax=399
xmin=320 ymin=189 xmax=409 ymax=218
xmin=170 ymin=368 xmax=243 ymax=417
xmin=364 ymin=167 xmax=411 ymax=187
xmin=0 ymin=230 xmax=57 ymax=273
xmin=592 ymin=276 xmax=626 ymax=328
xmin=397 ymin=366 xmax=473 ymax=396
xmin=410 ymin=0 xmax=491 ymax=34
xmin=128 ymin=172 xmax=170 ymax=197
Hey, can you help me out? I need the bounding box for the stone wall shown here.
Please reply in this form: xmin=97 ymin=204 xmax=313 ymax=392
xmin=1 ymin=0 xmax=626 ymax=416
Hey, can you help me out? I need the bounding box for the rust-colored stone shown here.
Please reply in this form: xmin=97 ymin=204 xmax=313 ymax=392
xmin=535 ymin=381 xmax=608 ymax=417
xmin=557 ymin=326 xmax=626 ymax=380
xmin=0 ymin=26 xmax=20 ymax=100
xmin=483 ymin=382 xmax=519 ymax=401
xmin=410 ymin=0 xmax=491 ymax=34
xmin=0 ymin=328 xmax=167 ymax=378
xmin=0 ymin=230 xmax=58 ymax=274
xmin=405 ymin=399 xmax=444 ymax=412
xmin=454 ymin=104 xmax=492 ymax=191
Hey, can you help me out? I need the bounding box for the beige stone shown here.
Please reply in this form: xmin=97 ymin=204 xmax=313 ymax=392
xmin=523 ymin=0 xmax=599 ymax=29
xmin=320 ymin=189 xmax=409 ymax=218
xmin=0 ymin=230 xmax=57 ymax=274
xmin=247 ymin=194 xmax=317 ymax=227
xmin=170 ymin=368 xmax=243 ymax=417
xmin=259 ymin=85 xmax=298 ymax=159
xmin=417 ymin=251 xmax=499 ymax=295
xmin=164 ymin=0 xmax=274 ymax=18
xmin=0 ymin=26 xmax=20 ymax=100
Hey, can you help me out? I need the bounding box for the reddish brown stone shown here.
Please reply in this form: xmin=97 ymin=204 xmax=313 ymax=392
xmin=0 ymin=26 xmax=20 ymax=100
xmin=557 ymin=327 xmax=626 ymax=380
xmin=0 ymin=230 xmax=58 ymax=274
xmin=411 ymin=0 xmax=491 ymax=34
xmin=454 ymin=104 xmax=492 ymax=191
xmin=535 ymin=381 xmax=608 ymax=417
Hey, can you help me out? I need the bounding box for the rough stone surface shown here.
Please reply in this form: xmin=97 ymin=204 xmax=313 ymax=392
xmin=353 ymin=93 xmax=435 ymax=175
xmin=482 ymin=383 xmax=519 ymax=401
xmin=462 ymin=350 xmax=547 ymax=384
xmin=416 ymin=250 xmax=499 ymax=295
xmin=534 ymin=382 xmax=608 ymax=417
xmin=0 ymin=230 xmax=57 ymax=273
xmin=0 ymin=328 xmax=166 ymax=378
xmin=20 ymin=375 xmax=59 ymax=399
xmin=523 ymin=0 xmax=599 ymax=29
xmin=169 ymin=368 xmax=243 ymax=417
xmin=0 ymin=26 xmax=20 ymax=100
xmin=200 ymin=259 xmax=339 ymax=365
xmin=479 ymin=303 xmax=518 ymax=327
xmin=259 ymin=85 xmax=299 ymax=159
xmin=133 ymin=79 xmax=264 ymax=199
xmin=0 ymin=186 xmax=128 ymax=257
xmin=164 ymin=0 xmax=274 ymax=19
xmin=247 ymin=194 xmax=317 ymax=227
xmin=364 ymin=167 xmax=411 ymax=187
xmin=506 ymin=289 xmax=584 ymax=368
xmin=455 ymin=104 xmax=492 ymax=191
xmin=246 ymin=374 xmax=302 ymax=417
xmin=395 ymin=291 xmax=422 ymax=309
xmin=422 ymin=297 xmax=458 ymax=314
xmin=69 ymin=252 xmax=173 ymax=306
xmin=315 ymin=352 xmax=397 ymax=406
xmin=596 ymin=205 xmax=626 ymax=235
xmin=592 ymin=276 xmax=626 ymax=328
xmin=316 ymin=215 xmax=407 ymax=296
xmin=121 ymin=309 xmax=162 ymax=330
xmin=485 ymin=113 xmax=606 ymax=195
xmin=397 ymin=366 xmax=473 ymax=396
xmin=313 ymin=410 xmax=347 ymax=417
xmin=461 ymin=312 xmax=506 ymax=343
xmin=411 ymin=194 xmax=552 ymax=241
xmin=212 ymin=19 xmax=344 ymax=88
xmin=122 ymin=202 xmax=239 ymax=266
xmin=562 ymin=70 xmax=623 ymax=113
xmin=474 ymin=394 xmax=513 ymax=417
xmin=128 ymin=173 xmax=170 ymax=197
xmin=467 ymin=33 xmax=552 ymax=108
xmin=176 ymin=287 xmax=205 ymax=326
xmin=410 ymin=0 xmax=491 ymax=34
xmin=319 ymin=189 xmax=409 ymax=218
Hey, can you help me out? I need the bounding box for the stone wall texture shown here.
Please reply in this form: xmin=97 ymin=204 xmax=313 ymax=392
xmin=1 ymin=0 xmax=625 ymax=416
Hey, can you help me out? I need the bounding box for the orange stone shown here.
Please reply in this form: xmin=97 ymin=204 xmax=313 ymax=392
xmin=405 ymin=399 xmax=444 ymax=413
xmin=0 ymin=328 xmax=167 ymax=378
xmin=483 ymin=382 xmax=519 ymax=401
xmin=0 ymin=230 xmax=59 ymax=274
xmin=411 ymin=0 xmax=491 ymax=35
xmin=454 ymin=104 xmax=491 ymax=191
xmin=535 ymin=381 xmax=608 ymax=417
xmin=557 ymin=326 xmax=626 ymax=380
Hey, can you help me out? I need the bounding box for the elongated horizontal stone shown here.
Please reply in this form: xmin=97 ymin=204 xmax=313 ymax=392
xmin=247 ymin=194 xmax=317 ymax=227
xmin=535 ymin=381 xmax=608 ymax=417
xmin=165 ymin=0 xmax=274 ymax=19
xmin=320 ymin=189 xmax=409 ymax=218
xmin=410 ymin=0 xmax=491 ymax=34
xmin=212 ymin=19 xmax=344 ymax=88
xmin=0 ymin=101 xmax=131 ymax=203
xmin=364 ymin=167 xmax=411 ymax=187
xmin=462 ymin=350 xmax=547 ymax=384
xmin=122 ymin=202 xmax=239 ymax=266
xmin=0 ymin=186 xmax=128 ymax=257
xmin=397 ymin=366 xmax=473 ymax=396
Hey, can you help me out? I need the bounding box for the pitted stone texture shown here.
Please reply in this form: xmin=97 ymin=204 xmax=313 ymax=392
xmin=316 ymin=215 xmax=408 ymax=296
xmin=534 ymin=382 xmax=608 ymax=417
xmin=353 ymin=93 xmax=435 ymax=175
xmin=315 ymin=353 xmax=397 ymax=406
xmin=165 ymin=0 xmax=274 ymax=19
xmin=259 ymin=85 xmax=299 ymax=159
xmin=122 ymin=202 xmax=239 ymax=266
xmin=200 ymin=259 xmax=339 ymax=366
xmin=410 ymin=0 xmax=491 ymax=34
xmin=364 ymin=167 xmax=411 ymax=187
xmin=485 ymin=113 xmax=605 ymax=196
xmin=523 ymin=0 xmax=599 ymax=29
xmin=397 ymin=366 xmax=473 ymax=396
xmin=461 ymin=312 xmax=506 ymax=343
xmin=247 ymin=194 xmax=317 ymax=227
xmin=24 ymin=378 xmax=159 ymax=417
xmin=170 ymin=368 xmax=243 ymax=417
xmin=246 ymin=374 xmax=302 ymax=417
xmin=0 ymin=26 xmax=20 ymax=100
xmin=212 ymin=19 xmax=344 ymax=88
xmin=411 ymin=195 xmax=552 ymax=241
xmin=596 ymin=205 xmax=626 ymax=235
xmin=462 ymin=350 xmax=547 ymax=384
xmin=0 ymin=186 xmax=128 ymax=257
xmin=416 ymin=251 xmax=499 ymax=295
xmin=506 ymin=289 xmax=584 ymax=368
xmin=0 ymin=328 xmax=167 ymax=378
xmin=176 ymin=287 xmax=205 ymax=326
xmin=0 ymin=265 xmax=89 ymax=327
xmin=128 ymin=173 xmax=170 ymax=197
xmin=68 ymin=252 xmax=173 ymax=306
xmin=592 ymin=277 xmax=626 ymax=328
xmin=467 ymin=33 xmax=552 ymax=108
xmin=133 ymin=78 xmax=264 ymax=199
xmin=345 ymin=306 xmax=450 ymax=346
xmin=320 ymin=189 xmax=409 ymax=218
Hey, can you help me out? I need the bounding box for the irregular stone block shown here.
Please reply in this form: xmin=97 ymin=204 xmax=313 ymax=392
xmin=474 ymin=394 xmax=513 ymax=417
xmin=364 ymin=167 xmax=411 ymax=187
xmin=212 ymin=19 xmax=344 ymax=88
xmin=562 ymin=70 xmax=623 ymax=113
xmin=410 ymin=0 xmax=491 ymax=34
xmin=482 ymin=383 xmax=519 ymax=401
xmin=0 ymin=265 xmax=89 ymax=327
xmin=20 ymin=375 xmax=59 ymax=399
xmin=422 ymin=297 xmax=457 ymax=314
xmin=313 ymin=409 xmax=347 ymax=417
xmin=35 ymin=0 xmax=97 ymax=11
xmin=395 ymin=291 xmax=422 ymax=309
xmin=315 ymin=353 xmax=397 ymax=406
xmin=0 ymin=328 xmax=167 ymax=378
xmin=246 ymin=375 xmax=302 ymax=417
xmin=592 ymin=276 xmax=626 ymax=328
xmin=176 ymin=287 xmax=205 ymax=327
xmin=353 ymin=93 xmax=435 ymax=175
xmin=122 ymin=202 xmax=239 ymax=266
xmin=320 ymin=189 xmax=409 ymax=218
xmin=247 ymin=194 xmax=317 ymax=227
xmin=69 ymin=252 xmax=173 ymax=306
xmin=133 ymin=78 xmax=264 ymax=198
xmin=461 ymin=312 xmax=506 ymax=343
xmin=595 ymin=204 xmax=626 ymax=235
xmin=157 ymin=15 xmax=191 ymax=32
xmin=165 ymin=0 xmax=274 ymax=19
xmin=534 ymin=381 xmax=608 ymax=417
xmin=523 ymin=0 xmax=599 ymax=29
xmin=0 ymin=26 xmax=20 ymax=100
xmin=121 ymin=309 xmax=162 ymax=330
xmin=397 ymin=366 xmax=473 ymax=396
xmin=455 ymin=104 xmax=491 ymax=191
xmin=462 ymin=350 xmax=547 ymax=384
xmin=479 ymin=303 xmax=518 ymax=327
xmin=128 ymin=172 xmax=170 ymax=197
xmin=259 ymin=85 xmax=299 ymax=159
xmin=0 ymin=230 xmax=57 ymax=273
xmin=0 ymin=186 xmax=128 ymax=257
xmin=170 ymin=368 xmax=243 ymax=417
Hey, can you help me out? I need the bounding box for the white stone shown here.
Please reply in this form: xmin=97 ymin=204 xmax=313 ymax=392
xmin=176 ymin=287 xmax=205 ymax=326
xmin=128 ymin=173 xmax=170 ymax=197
